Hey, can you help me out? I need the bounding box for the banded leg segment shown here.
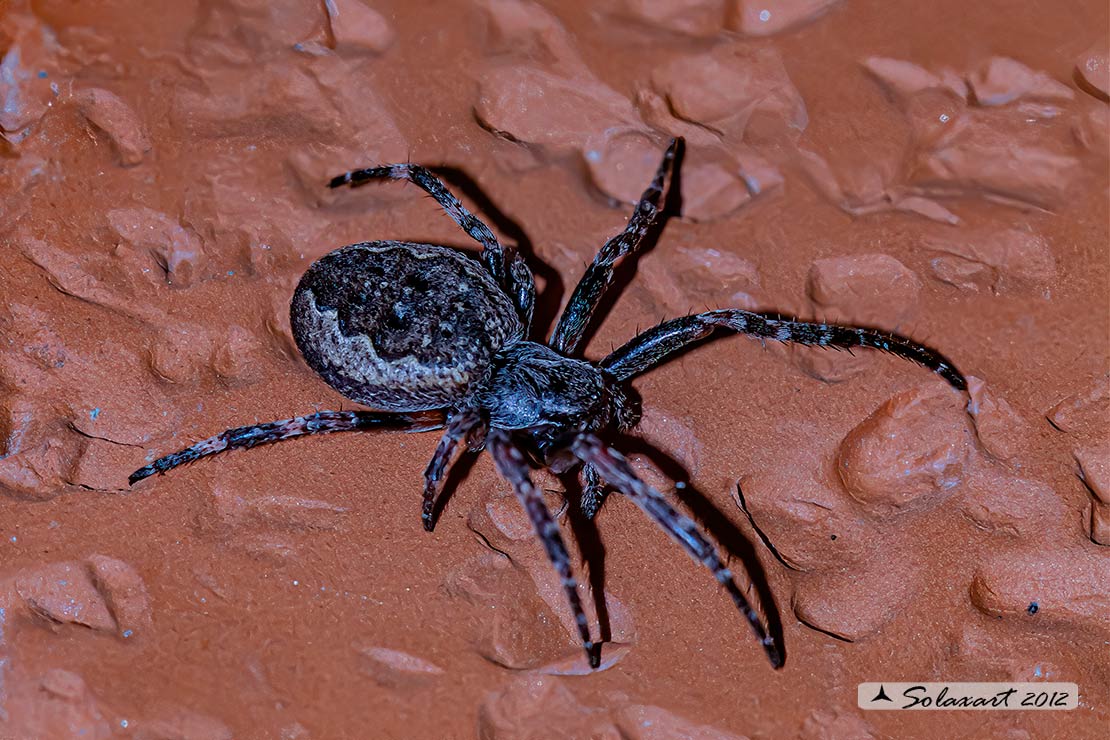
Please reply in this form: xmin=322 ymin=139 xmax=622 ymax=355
xmin=601 ymin=310 xmax=967 ymax=390
xmin=580 ymin=463 xmax=606 ymax=520
xmin=549 ymin=138 xmax=682 ymax=355
xmin=488 ymin=429 xmax=598 ymax=669
xmin=571 ymin=434 xmax=783 ymax=668
xmin=329 ymin=163 xmax=507 ymax=284
xmin=422 ymin=410 xmax=486 ymax=532
xmin=129 ymin=410 xmax=444 ymax=485
xmin=508 ymin=252 xmax=536 ymax=333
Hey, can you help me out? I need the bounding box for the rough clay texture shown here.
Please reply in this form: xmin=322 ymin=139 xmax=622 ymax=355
xmin=0 ymin=1 xmax=1107 ymax=738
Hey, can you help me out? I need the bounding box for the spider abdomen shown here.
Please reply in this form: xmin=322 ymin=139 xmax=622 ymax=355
xmin=291 ymin=241 xmax=522 ymax=411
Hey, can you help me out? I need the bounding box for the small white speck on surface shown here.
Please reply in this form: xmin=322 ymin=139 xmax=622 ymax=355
xmin=759 ymin=9 xmax=771 ymax=22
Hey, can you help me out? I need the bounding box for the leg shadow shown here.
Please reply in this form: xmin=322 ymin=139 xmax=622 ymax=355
xmin=614 ymin=432 xmax=787 ymax=666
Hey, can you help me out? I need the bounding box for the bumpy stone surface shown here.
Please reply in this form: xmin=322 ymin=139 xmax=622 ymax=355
xmin=16 ymin=562 xmax=117 ymax=631
xmin=970 ymin=548 xmax=1110 ymax=637
xmin=1046 ymin=374 xmax=1109 ymax=433
xmin=649 ymin=43 xmax=807 ymax=141
xmin=72 ymin=87 xmax=152 ymax=166
xmin=609 ymin=0 xmax=728 ymax=37
xmin=800 ymin=708 xmax=876 ymax=740
xmin=615 ymin=704 xmax=746 ymax=740
xmin=356 ymin=646 xmax=445 ymax=688
xmin=12 ymin=556 xmax=151 ymax=637
xmin=729 ymin=0 xmax=840 ymax=37
xmin=477 ymin=676 xmax=615 ymax=739
xmin=325 ymin=0 xmax=395 ymax=54
xmin=799 ymin=253 xmax=923 ymax=382
xmin=836 ymin=385 xmax=973 ymax=513
xmin=923 ymin=228 xmax=1056 ymax=293
xmin=679 ymin=161 xmax=757 ymax=222
xmin=0 ymin=12 xmax=63 ymax=141
xmin=792 ymin=559 xmax=922 ymax=641
xmin=1075 ymin=445 xmax=1109 ymax=505
xmin=807 ymin=254 xmax=922 ymax=325
xmin=3 ymin=669 xmax=114 ymax=740
xmin=86 ymin=554 xmax=152 ymax=638
xmin=107 ymin=207 xmax=207 ymax=288
xmin=967 ymin=57 xmax=1075 ymax=107
xmin=1 ymin=2 xmax=1106 ymax=738
xmin=1075 ymin=41 xmax=1110 ymax=99
xmin=959 ymin=469 xmax=1068 ymax=539
xmin=462 ymin=489 xmax=636 ymax=670
xmin=205 ymin=487 xmax=351 ymax=534
xmin=475 ymin=62 xmax=641 ymax=156
xmin=855 ymin=52 xmax=1087 ymax=216
xmin=641 ymin=244 xmax=761 ymax=314
xmin=912 ymin=117 xmax=1080 ymax=208
xmin=0 ymin=404 xmax=83 ymax=501
xmin=443 ymin=550 xmax=575 ymax=670
xmin=1075 ymin=444 xmax=1110 ymax=545
xmin=583 ymin=129 xmax=669 ymax=205
xmin=965 ymin=377 xmax=1031 ymax=462
xmin=135 ymin=710 xmax=234 ymax=740
xmin=736 ymin=470 xmax=871 ymax=571
xmin=477 ymin=676 xmax=744 ymax=740
xmin=863 ymin=56 xmax=967 ymax=99
xmin=67 ymin=436 xmax=146 ymax=492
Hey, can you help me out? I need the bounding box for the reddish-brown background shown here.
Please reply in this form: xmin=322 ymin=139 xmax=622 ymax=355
xmin=1 ymin=0 xmax=1107 ymax=737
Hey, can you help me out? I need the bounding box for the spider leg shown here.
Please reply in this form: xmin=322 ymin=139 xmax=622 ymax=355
xmin=570 ymin=433 xmax=783 ymax=668
xmin=580 ymin=463 xmax=607 ymax=520
xmin=422 ymin=410 xmax=486 ymax=532
xmin=328 ymin=163 xmax=507 ymax=284
xmin=487 ymin=429 xmax=599 ymax=669
xmin=601 ymin=310 xmax=967 ymax=391
xmin=549 ymin=138 xmax=682 ymax=355
xmin=129 ymin=410 xmax=443 ymax=485
xmin=507 ymin=251 xmax=536 ymax=333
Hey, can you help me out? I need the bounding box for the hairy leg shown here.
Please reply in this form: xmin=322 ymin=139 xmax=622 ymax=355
xmin=329 ymin=163 xmax=507 ymax=284
xmin=580 ymin=463 xmax=606 ymax=520
xmin=130 ymin=410 xmax=444 ymax=485
xmin=601 ymin=310 xmax=967 ymax=390
xmin=508 ymin=252 xmax=536 ymax=333
xmin=422 ymin=410 xmax=486 ymax=532
xmin=571 ymin=433 xmax=783 ymax=668
xmin=487 ymin=429 xmax=598 ymax=668
xmin=549 ymin=138 xmax=682 ymax=355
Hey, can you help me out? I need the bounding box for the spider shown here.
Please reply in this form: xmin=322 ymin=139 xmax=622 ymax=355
xmin=130 ymin=138 xmax=966 ymax=670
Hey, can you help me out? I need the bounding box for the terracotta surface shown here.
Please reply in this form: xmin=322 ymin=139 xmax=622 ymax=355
xmin=1 ymin=0 xmax=1107 ymax=737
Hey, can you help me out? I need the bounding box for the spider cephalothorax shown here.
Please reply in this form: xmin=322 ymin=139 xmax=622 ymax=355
xmin=130 ymin=139 xmax=966 ymax=669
